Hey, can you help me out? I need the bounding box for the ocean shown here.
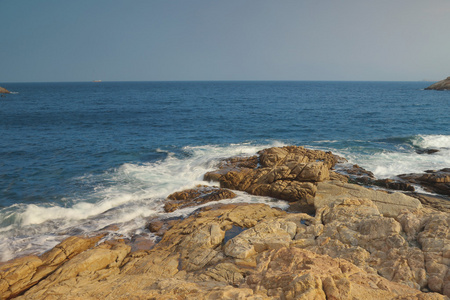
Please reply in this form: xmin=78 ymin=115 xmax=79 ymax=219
xmin=0 ymin=81 xmax=449 ymax=261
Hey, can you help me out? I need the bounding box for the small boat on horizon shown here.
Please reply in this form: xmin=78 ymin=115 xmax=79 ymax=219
xmin=92 ymin=80 xmax=102 ymax=83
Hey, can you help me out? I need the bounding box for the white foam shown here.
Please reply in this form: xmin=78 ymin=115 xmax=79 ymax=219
xmin=339 ymin=135 xmax=450 ymax=179
xmin=412 ymin=134 xmax=450 ymax=149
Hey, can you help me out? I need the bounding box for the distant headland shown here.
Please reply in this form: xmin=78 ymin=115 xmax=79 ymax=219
xmin=425 ymin=76 xmax=450 ymax=90
xmin=0 ymin=86 xmax=11 ymax=94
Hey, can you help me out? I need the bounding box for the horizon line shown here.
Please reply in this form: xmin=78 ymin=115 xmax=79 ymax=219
xmin=1 ymin=79 xmax=437 ymax=84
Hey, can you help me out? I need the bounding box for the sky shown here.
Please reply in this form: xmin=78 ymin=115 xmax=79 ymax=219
xmin=0 ymin=0 xmax=449 ymax=82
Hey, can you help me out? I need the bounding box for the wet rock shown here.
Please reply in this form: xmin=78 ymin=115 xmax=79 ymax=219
xmin=373 ymin=178 xmax=415 ymax=191
xmin=416 ymin=148 xmax=440 ymax=155
xmin=399 ymin=168 xmax=450 ymax=196
xmin=341 ymin=164 xmax=375 ymax=179
xmin=336 ymin=164 xmax=415 ymax=192
xmin=164 ymin=185 xmax=237 ymax=212
xmin=146 ymin=216 xmax=181 ymax=237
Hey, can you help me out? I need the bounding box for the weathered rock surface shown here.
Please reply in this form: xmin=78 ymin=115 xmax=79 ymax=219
xmin=0 ymin=87 xmax=10 ymax=94
xmin=1 ymin=200 xmax=446 ymax=299
xmin=204 ymin=146 xmax=341 ymax=210
xmin=315 ymin=180 xmax=422 ymax=217
xmin=425 ymin=77 xmax=450 ymax=90
xmin=400 ymin=168 xmax=450 ymax=196
xmin=164 ymin=185 xmax=237 ymax=212
xmin=408 ymin=192 xmax=450 ymax=213
xmin=0 ymin=236 xmax=102 ymax=299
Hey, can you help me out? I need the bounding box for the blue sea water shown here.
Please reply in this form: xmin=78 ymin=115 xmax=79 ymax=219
xmin=0 ymin=81 xmax=449 ymax=261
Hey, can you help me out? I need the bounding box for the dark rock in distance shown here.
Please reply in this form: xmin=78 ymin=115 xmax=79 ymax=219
xmin=416 ymin=148 xmax=439 ymax=155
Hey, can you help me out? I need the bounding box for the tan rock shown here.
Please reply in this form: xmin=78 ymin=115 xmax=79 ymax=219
xmin=0 ymin=235 xmax=101 ymax=299
xmin=315 ymin=180 xmax=422 ymax=217
xmin=205 ymin=146 xmax=341 ymax=210
xmin=9 ymin=203 xmax=448 ymax=300
xmin=244 ymin=247 xmax=442 ymax=300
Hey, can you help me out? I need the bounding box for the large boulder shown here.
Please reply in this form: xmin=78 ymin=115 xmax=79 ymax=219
xmin=425 ymin=77 xmax=450 ymax=90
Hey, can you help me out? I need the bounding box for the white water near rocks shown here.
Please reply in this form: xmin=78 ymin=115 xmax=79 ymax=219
xmin=331 ymin=134 xmax=450 ymax=179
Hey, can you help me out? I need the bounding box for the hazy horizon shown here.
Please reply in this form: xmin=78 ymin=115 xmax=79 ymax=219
xmin=1 ymin=0 xmax=449 ymax=83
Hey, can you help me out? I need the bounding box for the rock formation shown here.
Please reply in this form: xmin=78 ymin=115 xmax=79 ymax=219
xmin=0 ymin=87 xmax=11 ymax=94
xmin=425 ymin=77 xmax=450 ymax=90
xmin=399 ymin=168 xmax=450 ymax=196
xmin=204 ymin=146 xmax=341 ymax=213
xmin=1 ymin=146 xmax=450 ymax=299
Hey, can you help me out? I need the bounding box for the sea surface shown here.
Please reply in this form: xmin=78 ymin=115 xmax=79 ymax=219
xmin=0 ymin=81 xmax=449 ymax=261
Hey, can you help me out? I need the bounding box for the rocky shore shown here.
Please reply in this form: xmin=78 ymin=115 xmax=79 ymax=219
xmin=1 ymin=146 xmax=449 ymax=299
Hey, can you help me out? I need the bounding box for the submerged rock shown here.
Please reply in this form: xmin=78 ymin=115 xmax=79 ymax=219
xmin=425 ymin=76 xmax=450 ymax=90
xmin=416 ymin=148 xmax=440 ymax=155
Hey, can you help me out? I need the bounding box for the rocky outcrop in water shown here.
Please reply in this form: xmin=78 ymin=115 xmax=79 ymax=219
xmin=399 ymin=168 xmax=450 ymax=196
xmin=0 ymin=87 xmax=10 ymax=94
xmin=425 ymin=77 xmax=450 ymax=90
xmin=204 ymin=146 xmax=341 ymax=213
xmin=1 ymin=146 xmax=450 ymax=299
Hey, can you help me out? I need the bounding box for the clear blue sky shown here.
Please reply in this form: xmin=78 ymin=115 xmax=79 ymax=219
xmin=1 ymin=0 xmax=449 ymax=82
